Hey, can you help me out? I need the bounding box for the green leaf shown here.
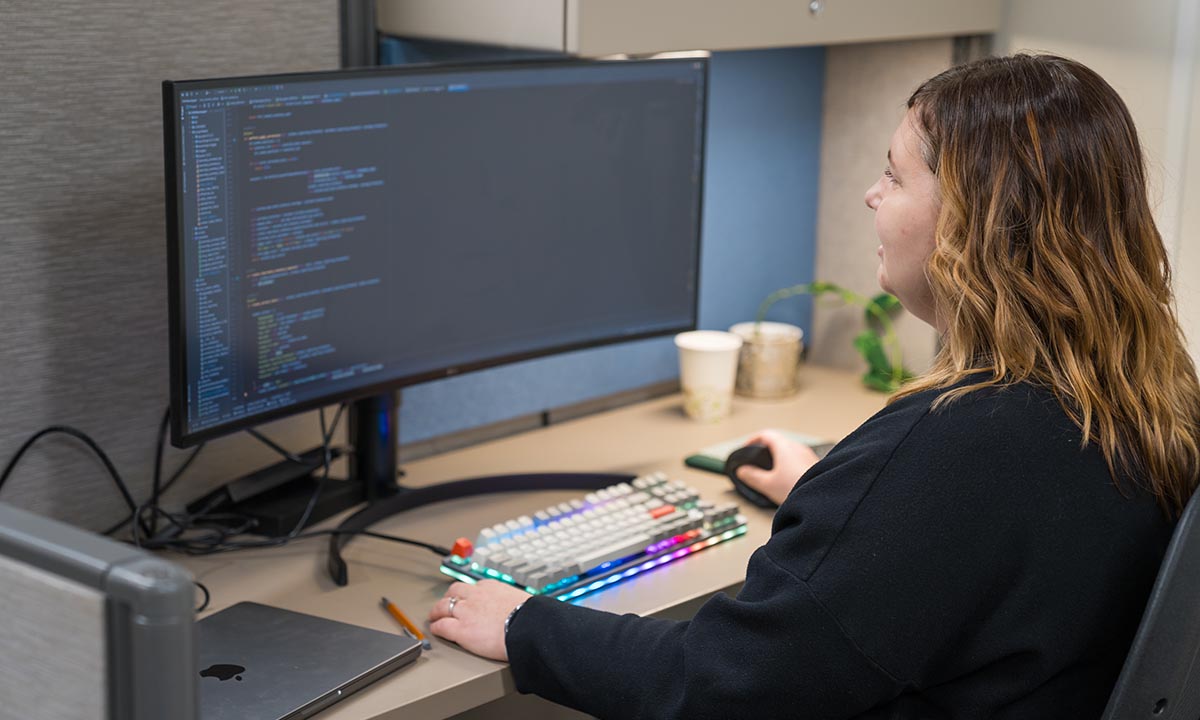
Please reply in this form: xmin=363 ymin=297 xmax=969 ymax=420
xmin=862 ymin=370 xmax=900 ymax=393
xmin=853 ymin=331 xmax=890 ymax=376
xmin=863 ymin=292 xmax=901 ymax=328
xmin=871 ymin=293 xmax=902 ymax=312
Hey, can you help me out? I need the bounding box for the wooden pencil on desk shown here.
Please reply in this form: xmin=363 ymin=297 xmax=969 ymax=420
xmin=381 ymin=596 xmax=432 ymax=650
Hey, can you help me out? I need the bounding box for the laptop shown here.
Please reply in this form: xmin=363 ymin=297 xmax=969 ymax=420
xmin=198 ymin=602 xmax=422 ymax=720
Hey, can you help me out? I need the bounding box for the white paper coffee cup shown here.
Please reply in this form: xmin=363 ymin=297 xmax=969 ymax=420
xmin=674 ymin=330 xmax=743 ymax=422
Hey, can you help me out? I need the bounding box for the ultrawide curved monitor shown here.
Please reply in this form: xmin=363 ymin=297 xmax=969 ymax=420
xmin=164 ymin=58 xmax=707 ymax=447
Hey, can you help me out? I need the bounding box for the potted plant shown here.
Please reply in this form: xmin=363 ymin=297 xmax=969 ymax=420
xmin=736 ymin=281 xmax=914 ymax=395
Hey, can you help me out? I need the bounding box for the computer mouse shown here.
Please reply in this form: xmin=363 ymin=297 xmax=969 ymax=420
xmin=723 ymin=443 xmax=778 ymax=509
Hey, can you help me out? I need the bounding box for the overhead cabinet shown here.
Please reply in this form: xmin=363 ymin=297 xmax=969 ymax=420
xmin=376 ymin=0 xmax=1002 ymax=56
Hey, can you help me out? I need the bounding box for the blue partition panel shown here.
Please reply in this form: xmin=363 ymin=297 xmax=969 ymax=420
xmin=379 ymin=41 xmax=825 ymax=443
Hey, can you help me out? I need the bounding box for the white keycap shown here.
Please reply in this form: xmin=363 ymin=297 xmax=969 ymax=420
xmin=567 ymin=534 xmax=652 ymax=575
xmin=477 ymin=527 xmax=498 ymax=546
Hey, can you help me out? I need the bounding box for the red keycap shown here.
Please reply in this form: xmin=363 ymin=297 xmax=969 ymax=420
xmin=451 ymin=537 xmax=474 ymax=558
xmin=649 ymin=505 xmax=676 ymax=519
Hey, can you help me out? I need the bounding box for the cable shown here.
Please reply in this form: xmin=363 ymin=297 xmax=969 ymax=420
xmin=0 ymin=408 xmax=446 ymax=570
xmin=138 ymin=403 xmax=355 ymax=555
xmin=283 ymin=404 xmax=341 ymax=540
xmin=103 ymin=408 xmax=204 ymax=537
xmin=194 ymin=580 xmax=211 ymax=613
xmin=149 ymin=407 xmax=170 ymax=535
xmin=124 ymin=403 xmax=342 ymax=548
xmin=150 ymin=407 xmax=168 ymax=535
xmin=349 ymin=529 xmax=450 ymax=556
xmin=246 ymin=428 xmax=306 ymax=464
xmin=145 ymin=526 xmax=451 ymax=557
xmin=103 ymin=447 xmax=203 ymax=536
xmin=0 ymin=414 xmax=208 ymax=539
xmin=158 ymin=443 xmax=205 ymax=499
xmin=0 ymin=425 xmax=143 ymax=532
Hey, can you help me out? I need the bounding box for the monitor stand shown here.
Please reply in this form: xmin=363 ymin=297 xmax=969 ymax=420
xmin=324 ymin=392 xmax=634 ymax=586
xmin=182 ymin=394 xmax=403 ymax=538
xmin=325 ymin=471 xmax=634 ymax=586
xmin=182 ymin=388 xmax=630 ymax=577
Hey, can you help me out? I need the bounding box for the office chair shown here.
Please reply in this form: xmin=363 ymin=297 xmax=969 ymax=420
xmin=1101 ymin=489 xmax=1200 ymax=719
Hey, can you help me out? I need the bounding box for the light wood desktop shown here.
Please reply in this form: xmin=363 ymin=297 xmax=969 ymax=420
xmin=176 ymin=366 xmax=886 ymax=720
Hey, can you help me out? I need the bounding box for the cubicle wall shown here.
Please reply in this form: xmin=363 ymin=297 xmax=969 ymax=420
xmin=810 ymin=39 xmax=952 ymax=374
xmin=0 ymin=1 xmax=341 ymax=530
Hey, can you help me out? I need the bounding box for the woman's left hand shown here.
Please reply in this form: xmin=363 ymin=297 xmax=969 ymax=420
xmin=428 ymin=580 xmax=531 ymax=661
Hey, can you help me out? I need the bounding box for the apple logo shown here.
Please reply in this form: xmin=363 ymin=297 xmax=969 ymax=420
xmin=200 ymin=664 xmax=246 ymax=682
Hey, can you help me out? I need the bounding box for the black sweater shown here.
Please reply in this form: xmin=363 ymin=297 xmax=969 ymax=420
xmin=506 ymin=380 xmax=1174 ymax=719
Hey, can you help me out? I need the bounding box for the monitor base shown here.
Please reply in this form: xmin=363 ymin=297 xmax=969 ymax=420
xmin=326 ymin=473 xmax=635 ymax=586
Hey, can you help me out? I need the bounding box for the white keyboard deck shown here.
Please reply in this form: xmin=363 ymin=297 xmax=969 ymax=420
xmin=440 ymin=472 xmax=746 ymax=602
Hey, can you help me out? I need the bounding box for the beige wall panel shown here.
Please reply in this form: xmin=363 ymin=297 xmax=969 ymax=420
xmin=998 ymin=0 xmax=1200 ymax=365
xmin=377 ymin=0 xmax=566 ymax=51
xmin=1176 ymin=17 xmax=1200 ymax=369
xmin=810 ymin=39 xmax=951 ymax=374
xmin=569 ymin=0 xmax=1000 ymax=56
xmin=375 ymin=0 xmax=1000 ymax=56
xmin=999 ymin=0 xmax=1178 ymax=226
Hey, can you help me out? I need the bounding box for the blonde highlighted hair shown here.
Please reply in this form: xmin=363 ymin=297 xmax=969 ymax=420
xmin=894 ymin=54 xmax=1200 ymax=515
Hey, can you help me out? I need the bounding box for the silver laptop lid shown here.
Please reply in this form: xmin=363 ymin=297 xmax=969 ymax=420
xmin=198 ymin=601 xmax=421 ymax=720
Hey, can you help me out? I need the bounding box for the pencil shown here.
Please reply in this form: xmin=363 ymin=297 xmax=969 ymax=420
xmin=381 ymin=596 xmax=432 ymax=650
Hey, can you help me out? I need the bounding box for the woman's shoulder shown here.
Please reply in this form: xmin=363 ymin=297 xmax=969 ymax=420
xmin=908 ymin=378 xmax=1076 ymax=443
xmin=843 ymin=375 xmax=1113 ymax=498
xmin=872 ymin=375 xmax=1069 ymax=437
xmin=814 ymin=376 xmax=1090 ymax=498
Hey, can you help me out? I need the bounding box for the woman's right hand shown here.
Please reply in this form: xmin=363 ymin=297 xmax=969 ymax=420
xmin=735 ymin=430 xmax=821 ymax=506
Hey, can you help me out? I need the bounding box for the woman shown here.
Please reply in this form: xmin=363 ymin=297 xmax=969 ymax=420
xmin=428 ymin=54 xmax=1200 ymax=719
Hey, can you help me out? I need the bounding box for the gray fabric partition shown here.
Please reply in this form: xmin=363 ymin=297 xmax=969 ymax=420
xmin=0 ymin=2 xmax=339 ymax=530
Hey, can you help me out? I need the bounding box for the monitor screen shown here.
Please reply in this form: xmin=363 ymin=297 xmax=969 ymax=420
xmin=164 ymin=58 xmax=707 ymax=447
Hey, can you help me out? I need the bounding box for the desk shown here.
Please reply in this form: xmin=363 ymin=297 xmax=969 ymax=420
xmin=177 ymin=366 xmax=885 ymax=720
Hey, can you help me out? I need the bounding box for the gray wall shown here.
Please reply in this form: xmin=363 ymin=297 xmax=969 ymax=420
xmin=0 ymin=1 xmax=340 ymax=530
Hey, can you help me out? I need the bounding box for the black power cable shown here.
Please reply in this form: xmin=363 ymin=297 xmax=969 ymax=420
xmin=104 ymin=407 xmax=204 ymax=537
xmin=133 ymin=402 xmax=450 ymax=559
xmin=194 ymin=580 xmax=211 ymax=613
xmin=1 ymin=406 xmax=449 ymax=564
xmin=0 ymin=425 xmax=146 ymax=535
xmin=146 ymin=526 xmax=450 ymax=557
xmin=126 ymin=404 xmax=345 ymax=551
xmin=246 ymin=428 xmax=306 ymax=464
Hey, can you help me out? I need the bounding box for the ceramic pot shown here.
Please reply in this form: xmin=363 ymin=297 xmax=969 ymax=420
xmin=729 ymin=321 xmax=804 ymax=398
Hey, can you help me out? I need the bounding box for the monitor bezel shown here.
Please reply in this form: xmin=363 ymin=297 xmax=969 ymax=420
xmin=164 ymin=57 xmax=708 ymax=448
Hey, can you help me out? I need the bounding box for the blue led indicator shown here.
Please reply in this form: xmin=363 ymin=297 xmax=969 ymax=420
xmin=378 ymin=407 xmax=390 ymax=439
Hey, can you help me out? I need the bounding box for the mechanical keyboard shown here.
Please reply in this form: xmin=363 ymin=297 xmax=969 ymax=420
xmin=440 ymin=472 xmax=747 ymax=602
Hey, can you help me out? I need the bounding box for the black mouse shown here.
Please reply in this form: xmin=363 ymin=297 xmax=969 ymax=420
xmin=724 ymin=443 xmax=778 ymax=509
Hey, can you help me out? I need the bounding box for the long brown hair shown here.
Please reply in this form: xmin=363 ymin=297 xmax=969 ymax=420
xmin=894 ymin=53 xmax=1200 ymax=515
